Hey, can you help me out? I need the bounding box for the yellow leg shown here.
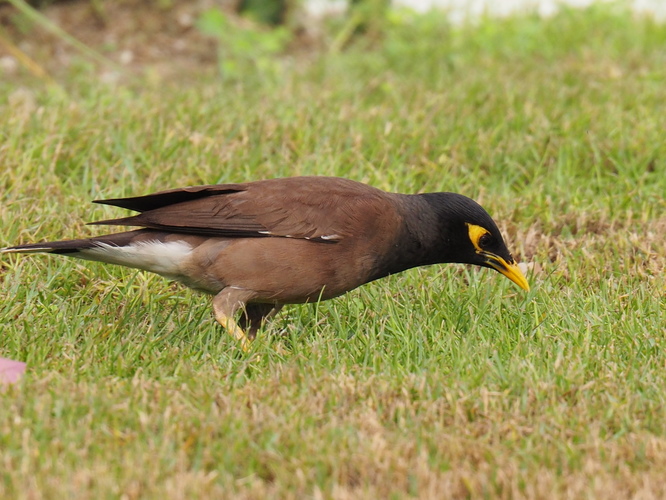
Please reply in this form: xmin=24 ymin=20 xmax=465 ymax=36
xmin=215 ymin=312 xmax=251 ymax=352
xmin=212 ymin=288 xmax=256 ymax=352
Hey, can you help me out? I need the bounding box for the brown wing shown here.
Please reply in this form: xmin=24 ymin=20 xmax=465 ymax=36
xmin=91 ymin=177 xmax=395 ymax=242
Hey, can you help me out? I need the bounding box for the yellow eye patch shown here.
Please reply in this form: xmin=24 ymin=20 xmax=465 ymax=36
xmin=466 ymin=223 xmax=490 ymax=253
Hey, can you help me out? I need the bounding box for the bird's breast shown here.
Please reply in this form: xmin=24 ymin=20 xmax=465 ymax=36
xmin=180 ymin=236 xmax=380 ymax=303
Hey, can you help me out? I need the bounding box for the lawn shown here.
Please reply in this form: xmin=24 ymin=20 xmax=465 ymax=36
xmin=1 ymin=3 xmax=665 ymax=498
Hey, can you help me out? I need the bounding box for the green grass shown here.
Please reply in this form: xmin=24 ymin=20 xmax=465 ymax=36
xmin=1 ymin=3 xmax=666 ymax=498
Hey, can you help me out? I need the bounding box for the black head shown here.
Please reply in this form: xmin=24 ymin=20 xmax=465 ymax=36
xmin=420 ymin=192 xmax=529 ymax=291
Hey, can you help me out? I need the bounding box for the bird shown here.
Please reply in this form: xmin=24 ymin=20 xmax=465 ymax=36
xmin=2 ymin=176 xmax=529 ymax=350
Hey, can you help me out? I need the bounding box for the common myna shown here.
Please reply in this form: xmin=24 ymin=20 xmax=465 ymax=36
xmin=2 ymin=176 xmax=529 ymax=349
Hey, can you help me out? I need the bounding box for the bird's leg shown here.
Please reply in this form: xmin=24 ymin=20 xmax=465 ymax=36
xmin=212 ymin=288 xmax=257 ymax=352
xmin=239 ymin=303 xmax=284 ymax=340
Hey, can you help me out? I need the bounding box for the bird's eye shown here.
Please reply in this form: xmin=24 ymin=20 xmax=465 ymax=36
xmin=478 ymin=233 xmax=493 ymax=247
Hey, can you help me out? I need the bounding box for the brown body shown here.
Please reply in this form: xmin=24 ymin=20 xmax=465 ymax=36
xmin=183 ymin=236 xmax=388 ymax=302
xmin=94 ymin=177 xmax=409 ymax=300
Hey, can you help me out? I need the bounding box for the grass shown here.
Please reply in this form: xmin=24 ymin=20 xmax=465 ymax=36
xmin=1 ymin=3 xmax=666 ymax=498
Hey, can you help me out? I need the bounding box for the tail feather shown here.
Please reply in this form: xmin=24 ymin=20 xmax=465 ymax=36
xmin=1 ymin=239 xmax=93 ymax=254
xmin=1 ymin=230 xmax=153 ymax=255
xmin=2 ymin=229 xmax=197 ymax=279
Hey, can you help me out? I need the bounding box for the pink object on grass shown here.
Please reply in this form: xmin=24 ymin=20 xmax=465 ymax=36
xmin=0 ymin=357 xmax=26 ymax=386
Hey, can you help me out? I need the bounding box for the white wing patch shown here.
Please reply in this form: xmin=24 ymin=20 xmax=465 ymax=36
xmin=80 ymin=240 xmax=193 ymax=276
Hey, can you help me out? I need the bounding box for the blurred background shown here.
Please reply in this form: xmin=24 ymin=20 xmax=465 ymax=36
xmin=1 ymin=0 xmax=665 ymax=84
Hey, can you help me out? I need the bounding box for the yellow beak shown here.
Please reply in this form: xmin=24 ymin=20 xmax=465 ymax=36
xmin=483 ymin=254 xmax=530 ymax=291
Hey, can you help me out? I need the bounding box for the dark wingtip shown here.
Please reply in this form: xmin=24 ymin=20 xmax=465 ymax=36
xmin=92 ymin=185 xmax=243 ymax=213
xmin=87 ymin=216 xmax=140 ymax=227
xmin=93 ymin=198 xmax=133 ymax=209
